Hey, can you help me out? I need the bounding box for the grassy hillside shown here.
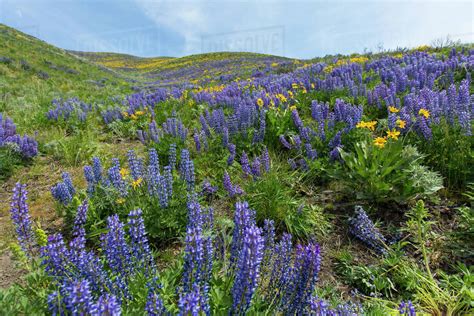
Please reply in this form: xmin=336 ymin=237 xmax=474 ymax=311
xmin=0 ymin=24 xmax=132 ymax=132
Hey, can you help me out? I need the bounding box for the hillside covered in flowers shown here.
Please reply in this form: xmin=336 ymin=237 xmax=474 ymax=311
xmin=0 ymin=24 xmax=473 ymax=315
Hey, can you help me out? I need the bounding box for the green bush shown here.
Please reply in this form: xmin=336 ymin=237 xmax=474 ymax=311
xmin=333 ymin=139 xmax=442 ymax=203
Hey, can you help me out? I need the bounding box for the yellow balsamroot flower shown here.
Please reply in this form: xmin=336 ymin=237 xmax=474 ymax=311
xmin=394 ymin=53 xmax=403 ymax=59
xmin=388 ymin=106 xmax=399 ymax=113
xmin=135 ymin=110 xmax=145 ymax=116
xmin=349 ymin=56 xmax=369 ymax=64
xmin=396 ymin=119 xmax=406 ymax=129
xmin=323 ymin=66 xmax=332 ymax=73
xmin=276 ymin=94 xmax=287 ymax=103
xmin=256 ymin=98 xmax=264 ymax=107
xmin=292 ymin=83 xmax=299 ymax=90
xmin=356 ymin=120 xmax=377 ymax=131
xmin=311 ymin=83 xmax=315 ymax=89
xmin=418 ymin=108 xmax=430 ymax=118
xmin=386 ymin=129 xmax=401 ymax=140
xmin=120 ymin=168 xmax=130 ymax=178
xmin=116 ymin=198 xmax=126 ymax=204
xmin=130 ymin=114 xmax=138 ymax=120
xmin=374 ymin=137 xmax=387 ymax=148
xmin=132 ymin=178 xmax=143 ymax=189
xmin=122 ymin=111 xmax=129 ymax=117
xmin=288 ymin=91 xmax=294 ymax=98
xmin=271 ymin=62 xmax=279 ymax=67
xmin=289 ymin=105 xmax=297 ymax=111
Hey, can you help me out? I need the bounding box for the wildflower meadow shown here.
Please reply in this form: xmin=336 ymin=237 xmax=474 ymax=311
xmin=0 ymin=22 xmax=473 ymax=316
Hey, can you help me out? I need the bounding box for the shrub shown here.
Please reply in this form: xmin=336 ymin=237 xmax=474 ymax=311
xmin=333 ymin=139 xmax=442 ymax=203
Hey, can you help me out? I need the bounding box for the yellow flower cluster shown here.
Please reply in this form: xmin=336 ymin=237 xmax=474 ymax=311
xmin=132 ymin=178 xmax=143 ymax=189
xmin=349 ymin=56 xmax=369 ymax=64
xmin=396 ymin=119 xmax=406 ymax=129
xmin=388 ymin=106 xmax=399 ymax=113
xmin=418 ymin=108 xmax=430 ymax=118
xmin=276 ymin=93 xmax=287 ymax=103
xmin=356 ymin=120 xmax=378 ymax=131
xmin=120 ymin=168 xmax=130 ymax=178
xmin=374 ymin=137 xmax=387 ymax=148
xmin=122 ymin=108 xmax=148 ymax=121
xmin=415 ymin=45 xmax=431 ymax=52
xmin=256 ymin=98 xmax=264 ymax=107
xmin=386 ymin=129 xmax=400 ymax=140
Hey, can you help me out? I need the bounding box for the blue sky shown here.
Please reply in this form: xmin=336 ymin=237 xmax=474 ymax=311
xmin=0 ymin=0 xmax=472 ymax=59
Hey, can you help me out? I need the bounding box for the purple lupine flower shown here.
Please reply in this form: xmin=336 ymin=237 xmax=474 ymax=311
xmin=72 ymin=200 xmax=88 ymax=248
xmin=223 ymin=171 xmax=237 ymax=198
xmin=108 ymin=162 xmax=128 ymax=197
xmin=200 ymin=130 xmax=209 ymax=151
xmin=328 ymin=131 xmax=342 ymax=149
xmin=179 ymin=149 xmax=191 ymax=177
xmin=148 ymin=148 xmax=160 ymax=176
xmin=348 ymin=206 xmax=386 ymax=254
xmin=304 ymin=143 xmax=317 ymax=161
xmin=169 ymin=143 xmax=177 ymax=169
xmin=193 ymin=129 xmax=201 ymax=153
xmin=84 ymin=165 xmax=96 ymax=193
xmin=145 ymin=285 xmax=166 ymax=316
xmin=227 ymin=143 xmax=236 ymax=166
xmin=230 ymin=201 xmax=256 ymax=269
xmin=399 ymin=300 xmax=416 ymax=315
xmin=41 ymin=233 xmax=69 ymax=280
xmin=231 ymin=224 xmax=264 ymax=315
xmin=262 ymin=219 xmax=275 ymax=265
xmin=62 ymin=172 xmax=76 ymax=196
xmin=291 ymin=109 xmax=304 ymax=130
xmin=178 ymin=283 xmax=205 ymax=316
xmin=416 ymin=116 xmax=432 ymax=140
xmin=51 ymin=182 xmax=73 ymax=205
xmin=63 ymin=279 xmax=96 ymax=315
xmin=180 ymin=156 xmax=195 ymax=191
xmin=251 ymin=156 xmax=261 ymax=178
xmin=0 ymin=114 xmax=38 ymax=158
xmin=92 ymin=157 xmax=103 ymax=183
xmin=10 ymin=183 xmax=34 ymax=255
xmin=279 ymin=135 xmax=292 ymax=149
xmin=128 ymin=209 xmax=155 ymax=274
xmin=288 ymin=158 xmax=298 ymax=170
xmin=293 ymin=134 xmax=302 ymax=149
xmin=261 ymin=147 xmax=270 ymax=172
xmin=308 ymin=296 xmax=359 ymax=315
xmin=298 ymin=158 xmax=309 ymax=171
xmin=157 ymin=175 xmax=170 ymax=208
xmin=240 ymin=151 xmax=252 ymax=176
xmin=127 ymin=150 xmax=144 ymax=180
xmin=329 ymin=146 xmax=342 ymax=162
xmin=101 ymin=215 xmax=132 ymax=276
xmin=281 ymin=243 xmax=321 ymax=314
xmin=268 ymin=233 xmax=293 ymax=299
xmin=163 ymin=165 xmax=173 ymax=200
xmin=201 ymin=180 xmax=217 ymax=197
xmin=47 ymin=291 xmax=63 ymax=316
xmin=222 ymin=127 xmax=229 ymax=148
xmin=182 ymin=202 xmax=206 ymax=291
xmin=95 ymin=294 xmax=121 ymax=316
